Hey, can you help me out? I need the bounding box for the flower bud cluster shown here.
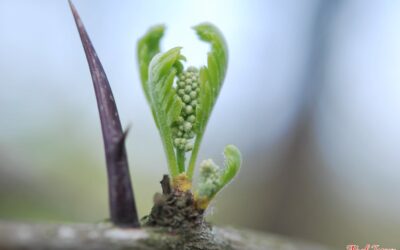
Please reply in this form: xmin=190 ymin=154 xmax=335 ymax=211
xmin=197 ymin=159 xmax=221 ymax=198
xmin=172 ymin=66 xmax=200 ymax=151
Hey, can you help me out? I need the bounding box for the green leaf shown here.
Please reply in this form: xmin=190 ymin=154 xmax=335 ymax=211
xmin=137 ymin=25 xmax=165 ymax=103
xmin=219 ymin=145 xmax=242 ymax=187
xmin=196 ymin=145 xmax=242 ymax=202
xmin=187 ymin=23 xmax=228 ymax=179
xmin=145 ymin=47 xmax=185 ymax=176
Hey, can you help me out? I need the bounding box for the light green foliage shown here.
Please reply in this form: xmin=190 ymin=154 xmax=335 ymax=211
xmin=187 ymin=24 xmax=229 ymax=179
xmin=143 ymin=47 xmax=185 ymax=176
xmin=197 ymin=145 xmax=242 ymax=200
xmin=137 ymin=25 xmax=165 ymax=103
xmin=137 ymin=23 xmax=241 ymax=197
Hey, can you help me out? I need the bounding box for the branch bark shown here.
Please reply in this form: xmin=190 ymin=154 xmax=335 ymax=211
xmin=0 ymin=222 xmax=331 ymax=250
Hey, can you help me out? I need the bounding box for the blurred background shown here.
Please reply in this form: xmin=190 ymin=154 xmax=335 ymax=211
xmin=1 ymin=0 xmax=400 ymax=248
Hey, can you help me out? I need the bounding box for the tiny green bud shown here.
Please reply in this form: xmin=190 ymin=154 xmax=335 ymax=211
xmin=189 ymin=91 xmax=197 ymax=99
xmin=183 ymin=121 xmax=192 ymax=132
xmin=185 ymin=105 xmax=193 ymax=114
xmin=185 ymin=132 xmax=194 ymax=139
xmin=188 ymin=115 xmax=196 ymax=123
xmin=184 ymin=86 xmax=192 ymax=93
xmin=178 ymin=89 xmax=185 ymax=96
xmin=178 ymin=81 xmax=185 ymax=87
xmin=182 ymin=95 xmax=191 ymax=103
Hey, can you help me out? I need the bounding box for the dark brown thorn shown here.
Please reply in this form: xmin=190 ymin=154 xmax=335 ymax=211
xmin=160 ymin=175 xmax=171 ymax=195
xmin=68 ymin=0 xmax=139 ymax=228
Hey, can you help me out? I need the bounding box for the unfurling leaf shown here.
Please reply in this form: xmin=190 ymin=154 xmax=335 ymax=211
xmin=137 ymin=23 xmax=239 ymax=194
xmin=196 ymin=145 xmax=242 ymax=209
xmin=137 ymin=25 xmax=165 ymax=103
xmin=187 ymin=23 xmax=229 ymax=179
xmin=146 ymin=47 xmax=185 ymax=176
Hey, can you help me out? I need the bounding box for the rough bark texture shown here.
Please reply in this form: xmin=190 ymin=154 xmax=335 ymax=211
xmin=0 ymin=222 xmax=331 ymax=250
xmin=143 ymin=176 xmax=204 ymax=230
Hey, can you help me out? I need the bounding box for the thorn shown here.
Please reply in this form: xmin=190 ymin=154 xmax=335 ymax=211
xmin=68 ymin=0 xmax=140 ymax=228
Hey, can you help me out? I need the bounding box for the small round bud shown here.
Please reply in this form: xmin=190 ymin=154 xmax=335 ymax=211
xmin=178 ymin=81 xmax=185 ymax=87
xmin=177 ymin=131 xmax=183 ymax=137
xmin=188 ymin=115 xmax=196 ymax=123
xmin=185 ymin=79 xmax=192 ymax=84
xmin=185 ymin=105 xmax=194 ymax=114
xmin=189 ymin=91 xmax=197 ymax=99
xmin=185 ymin=132 xmax=194 ymax=139
xmin=174 ymin=138 xmax=181 ymax=146
xmin=179 ymin=125 xmax=184 ymax=131
xmin=178 ymin=89 xmax=185 ymax=96
xmin=183 ymin=122 xmax=192 ymax=132
xmin=184 ymin=86 xmax=192 ymax=93
xmin=192 ymin=82 xmax=198 ymax=88
xmin=182 ymin=95 xmax=191 ymax=103
xmin=190 ymin=100 xmax=197 ymax=107
xmin=177 ymin=116 xmax=184 ymax=124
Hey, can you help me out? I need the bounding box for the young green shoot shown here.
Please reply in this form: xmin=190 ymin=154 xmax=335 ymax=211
xmin=138 ymin=23 xmax=242 ymax=208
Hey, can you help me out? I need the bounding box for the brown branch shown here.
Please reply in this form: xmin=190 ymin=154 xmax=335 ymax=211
xmin=0 ymin=222 xmax=329 ymax=250
xmin=68 ymin=0 xmax=139 ymax=228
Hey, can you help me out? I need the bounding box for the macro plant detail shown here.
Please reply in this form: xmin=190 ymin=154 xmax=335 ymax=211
xmin=69 ymin=0 xmax=241 ymax=230
xmin=0 ymin=1 xmax=354 ymax=249
xmin=138 ymin=23 xmax=242 ymax=219
xmin=172 ymin=67 xmax=199 ymax=154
